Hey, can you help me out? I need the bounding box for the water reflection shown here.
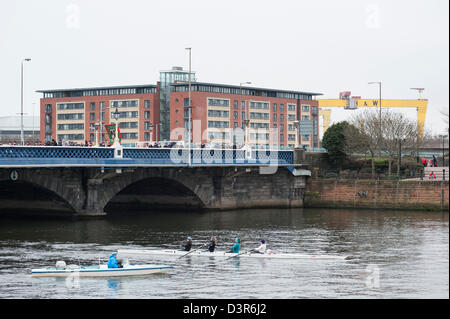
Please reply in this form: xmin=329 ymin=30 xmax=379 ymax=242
xmin=107 ymin=279 xmax=119 ymax=298
xmin=0 ymin=208 xmax=448 ymax=298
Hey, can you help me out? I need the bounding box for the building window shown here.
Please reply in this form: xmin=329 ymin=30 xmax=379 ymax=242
xmin=90 ymin=113 xmax=95 ymax=121
xmin=45 ymin=104 xmax=52 ymax=113
xmin=280 ymin=104 xmax=284 ymax=112
xmin=280 ymin=114 xmax=284 ymax=122
xmin=234 ymin=100 xmax=238 ymax=109
xmin=144 ymin=100 xmax=150 ymax=108
xmin=302 ymin=135 xmax=310 ymax=141
xmin=273 ymin=114 xmax=277 ymax=122
xmin=57 ymin=103 xmax=84 ymax=110
xmin=144 ymin=111 xmax=150 ymax=119
xmin=302 ymin=105 xmax=310 ymax=112
xmin=90 ymin=102 xmax=95 ymax=111
xmin=234 ymin=111 xmax=238 ymax=120
xmin=273 ymin=103 xmax=277 ymax=112
xmin=207 ymin=98 xmax=229 ymax=107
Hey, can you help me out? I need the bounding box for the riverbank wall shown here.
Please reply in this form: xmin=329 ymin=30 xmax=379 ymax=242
xmin=305 ymin=179 xmax=449 ymax=211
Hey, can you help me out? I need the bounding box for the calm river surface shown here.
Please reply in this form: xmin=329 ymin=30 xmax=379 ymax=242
xmin=0 ymin=208 xmax=448 ymax=299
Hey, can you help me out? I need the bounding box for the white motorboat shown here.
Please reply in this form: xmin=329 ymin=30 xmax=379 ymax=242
xmin=117 ymin=249 xmax=349 ymax=260
xmin=31 ymin=260 xmax=173 ymax=278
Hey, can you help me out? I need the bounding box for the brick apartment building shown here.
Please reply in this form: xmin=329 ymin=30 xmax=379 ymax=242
xmin=38 ymin=67 xmax=321 ymax=149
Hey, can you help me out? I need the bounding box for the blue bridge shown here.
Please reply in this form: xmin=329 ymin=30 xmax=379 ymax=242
xmin=0 ymin=146 xmax=295 ymax=168
xmin=0 ymin=146 xmax=308 ymax=217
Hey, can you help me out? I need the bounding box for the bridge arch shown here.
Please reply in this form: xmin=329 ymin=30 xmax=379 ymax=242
xmin=0 ymin=179 xmax=77 ymax=216
xmin=99 ymin=169 xmax=215 ymax=214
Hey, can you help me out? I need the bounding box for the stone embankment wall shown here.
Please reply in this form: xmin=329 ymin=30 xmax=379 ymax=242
xmin=305 ymin=179 xmax=449 ymax=211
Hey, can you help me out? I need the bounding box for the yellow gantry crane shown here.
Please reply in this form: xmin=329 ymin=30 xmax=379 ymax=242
xmin=318 ymin=90 xmax=428 ymax=137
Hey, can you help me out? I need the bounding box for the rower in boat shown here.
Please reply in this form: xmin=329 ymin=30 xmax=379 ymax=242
xmin=107 ymin=253 xmax=122 ymax=268
xmin=229 ymin=237 xmax=241 ymax=253
xmin=206 ymin=236 xmax=217 ymax=252
xmin=250 ymin=239 xmax=267 ymax=254
xmin=180 ymin=237 xmax=193 ymax=251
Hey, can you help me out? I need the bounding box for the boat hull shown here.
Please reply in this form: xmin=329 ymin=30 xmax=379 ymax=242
xmin=117 ymin=249 xmax=348 ymax=260
xmin=31 ymin=264 xmax=173 ymax=277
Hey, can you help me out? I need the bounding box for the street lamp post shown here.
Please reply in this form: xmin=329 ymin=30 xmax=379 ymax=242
xmin=156 ymin=123 xmax=162 ymax=144
xmin=293 ymin=120 xmax=300 ymax=148
xmin=439 ymin=134 xmax=448 ymax=167
xmin=94 ymin=122 xmax=100 ymax=147
xmin=239 ymin=82 xmax=251 ymax=149
xmin=149 ymin=123 xmax=153 ymax=144
xmin=368 ymin=81 xmax=382 ymax=151
xmin=185 ymin=47 xmax=192 ymax=166
xmin=20 ymin=58 xmax=31 ymax=145
xmin=112 ymin=107 xmax=121 ymax=147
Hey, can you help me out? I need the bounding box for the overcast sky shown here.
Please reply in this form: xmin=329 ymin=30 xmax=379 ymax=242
xmin=1 ymin=0 xmax=448 ymax=135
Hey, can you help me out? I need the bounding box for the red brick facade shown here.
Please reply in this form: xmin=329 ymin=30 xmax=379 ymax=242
xmin=39 ymin=90 xmax=159 ymax=145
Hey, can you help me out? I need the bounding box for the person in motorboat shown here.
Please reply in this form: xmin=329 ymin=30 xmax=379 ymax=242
xmin=180 ymin=237 xmax=193 ymax=251
xmin=207 ymin=236 xmax=217 ymax=252
xmin=250 ymin=239 xmax=267 ymax=254
xmin=107 ymin=253 xmax=122 ymax=268
xmin=229 ymin=237 xmax=241 ymax=253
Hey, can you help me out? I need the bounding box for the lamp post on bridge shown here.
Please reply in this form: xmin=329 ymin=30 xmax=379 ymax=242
xmin=185 ymin=47 xmax=192 ymax=166
xmin=293 ymin=120 xmax=300 ymax=149
xmin=112 ymin=107 xmax=121 ymax=147
xmin=20 ymin=58 xmax=31 ymax=146
xmin=93 ymin=122 xmax=100 ymax=147
xmin=149 ymin=122 xmax=154 ymax=145
xmin=439 ymin=134 xmax=448 ymax=167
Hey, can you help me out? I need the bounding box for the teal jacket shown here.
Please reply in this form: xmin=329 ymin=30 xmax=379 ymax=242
xmin=230 ymin=242 xmax=241 ymax=253
xmin=107 ymin=254 xmax=119 ymax=268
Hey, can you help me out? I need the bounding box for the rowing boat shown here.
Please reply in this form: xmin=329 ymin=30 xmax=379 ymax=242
xmin=117 ymin=249 xmax=349 ymax=260
xmin=31 ymin=263 xmax=173 ymax=277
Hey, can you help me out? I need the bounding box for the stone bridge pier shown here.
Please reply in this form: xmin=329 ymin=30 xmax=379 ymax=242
xmin=0 ymin=165 xmax=308 ymax=217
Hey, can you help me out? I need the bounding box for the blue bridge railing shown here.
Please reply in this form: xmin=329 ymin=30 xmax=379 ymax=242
xmin=0 ymin=146 xmax=294 ymax=167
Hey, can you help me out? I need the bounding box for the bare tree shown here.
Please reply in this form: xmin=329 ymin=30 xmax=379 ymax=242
xmin=344 ymin=110 xmax=381 ymax=178
xmin=380 ymin=110 xmax=418 ymax=176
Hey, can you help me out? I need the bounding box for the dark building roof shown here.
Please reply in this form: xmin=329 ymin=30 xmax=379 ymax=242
xmin=36 ymin=84 xmax=157 ymax=94
xmin=171 ymin=81 xmax=322 ymax=97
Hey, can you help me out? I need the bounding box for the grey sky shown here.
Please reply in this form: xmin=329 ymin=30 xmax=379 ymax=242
xmin=1 ymin=0 xmax=448 ymax=135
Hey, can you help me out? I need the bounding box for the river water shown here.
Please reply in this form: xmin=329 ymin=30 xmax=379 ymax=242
xmin=0 ymin=208 xmax=448 ymax=299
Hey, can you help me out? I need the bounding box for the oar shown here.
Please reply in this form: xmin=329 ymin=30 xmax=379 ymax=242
xmin=176 ymin=242 xmax=208 ymax=260
xmin=224 ymin=250 xmax=249 ymax=261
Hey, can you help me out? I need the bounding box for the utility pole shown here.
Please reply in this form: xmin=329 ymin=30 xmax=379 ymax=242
xmin=20 ymin=58 xmax=31 ymax=145
xmin=186 ymin=47 xmax=192 ymax=166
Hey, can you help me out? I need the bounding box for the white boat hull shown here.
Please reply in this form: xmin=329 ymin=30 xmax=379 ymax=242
xmin=31 ymin=264 xmax=173 ymax=277
xmin=117 ymin=249 xmax=348 ymax=260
